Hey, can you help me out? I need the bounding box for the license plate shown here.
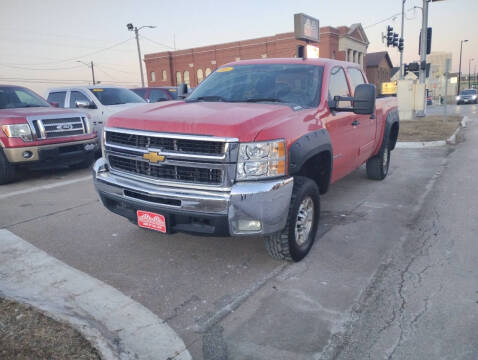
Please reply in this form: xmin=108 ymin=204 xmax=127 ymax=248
xmin=137 ymin=210 xmax=166 ymax=233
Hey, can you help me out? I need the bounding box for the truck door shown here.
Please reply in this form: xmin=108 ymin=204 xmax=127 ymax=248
xmin=69 ymin=90 xmax=102 ymax=137
xmin=326 ymin=66 xmax=359 ymax=182
xmin=347 ymin=67 xmax=377 ymax=166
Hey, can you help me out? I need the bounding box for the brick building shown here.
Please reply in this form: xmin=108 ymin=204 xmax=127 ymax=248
xmin=364 ymin=51 xmax=393 ymax=93
xmin=144 ymin=23 xmax=369 ymax=87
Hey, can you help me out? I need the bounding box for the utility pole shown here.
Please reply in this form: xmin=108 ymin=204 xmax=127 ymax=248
xmin=76 ymin=60 xmax=96 ymax=85
xmin=443 ymin=58 xmax=451 ymax=123
xmin=468 ymin=58 xmax=474 ymax=88
xmin=457 ymin=39 xmax=468 ymax=95
xmin=416 ymin=0 xmax=429 ymax=117
xmin=399 ymin=0 xmax=406 ymax=79
xmin=127 ymin=23 xmax=156 ymax=87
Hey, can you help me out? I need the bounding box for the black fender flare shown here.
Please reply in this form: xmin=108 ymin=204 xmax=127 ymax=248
xmin=288 ymin=129 xmax=333 ymax=191
xmin=384 ymin=109 xmax=400 ymax=151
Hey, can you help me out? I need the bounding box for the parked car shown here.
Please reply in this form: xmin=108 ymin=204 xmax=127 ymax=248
xmin=456 ymin=88 xmax=478 ymax=104
xmin=0 ymin=85 xmax=97 ymax=184
xmin=93 ymin=58 xmax=399 ymax=262
xmin=46 ymin=85 xmax=146 ymax=145
xmin=131 ymin=87 xmax=179 ymax=102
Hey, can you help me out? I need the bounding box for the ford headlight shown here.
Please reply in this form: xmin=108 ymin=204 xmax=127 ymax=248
xmin=236 ymin=140 xmax=286 ymax=180
xmin=1 ymin=124 xmax=33 ymax=142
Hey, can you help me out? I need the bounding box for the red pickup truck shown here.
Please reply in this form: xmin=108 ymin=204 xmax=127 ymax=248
xmin=93 ymin=58 xmax=399 ymax=261
xmin=1 ymin=85 xmax=97 ymax=184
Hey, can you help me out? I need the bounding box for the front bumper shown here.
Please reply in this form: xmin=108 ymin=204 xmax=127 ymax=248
xmin=3 ymin=139 xmax=97 ymax=164
xmin=93 ymin=158 xmax=293 ymax=237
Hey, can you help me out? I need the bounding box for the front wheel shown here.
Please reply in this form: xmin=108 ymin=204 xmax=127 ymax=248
xmin=265 ymin=176 xmax=320 ymax=262
xmin=0 ymin=150 xmax=17 ymax=185
xmin=366 ymin=135 xmax=390 ymax=181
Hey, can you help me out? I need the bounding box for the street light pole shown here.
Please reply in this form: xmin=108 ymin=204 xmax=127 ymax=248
xmin=399 ymin=0 xmax=406 ymax=80
xmin=457 ymin=39 xmax=468 ymax=95
xmin=127 ymin=23 xmax=156 ymax=88
xmin=416 ymin=0 xmax=429 ymax=117
xmin=468 ymin=58 xmax=474 ymax=88
xmin=76 ymin=60 xmax=96 ymax=85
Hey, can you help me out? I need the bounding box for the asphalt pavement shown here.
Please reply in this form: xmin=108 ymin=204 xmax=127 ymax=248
xmin=1 ymin=103 xmax=476 ymax=359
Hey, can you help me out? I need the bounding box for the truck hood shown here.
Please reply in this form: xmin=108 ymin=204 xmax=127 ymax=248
xmin=100 ymin=102 xmax=145 ymax=116
xmin=107 ymin=101 xmax=296 ymax=142
xmin=0 ymin=107 xmax=85 ymax=119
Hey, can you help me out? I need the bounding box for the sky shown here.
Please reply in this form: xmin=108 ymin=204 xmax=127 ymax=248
xmin=1 ymin=0 xmax=477 ymax=95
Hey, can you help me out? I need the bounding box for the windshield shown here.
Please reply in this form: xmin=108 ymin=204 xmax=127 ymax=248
xmin=460 ymin=89 xmax=477 ymax=95
xmin=90 ymin=88 xmax=145 ymax=105
xmin=0 ymin=86 xmax=50 ymax=109
xmin=187 ymin=64 xmax=323 ymax=108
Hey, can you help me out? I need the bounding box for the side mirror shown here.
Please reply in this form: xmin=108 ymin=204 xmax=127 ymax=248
xmin=49 ymin=101 xmax=59 ymax=108
xmin=353 ymin=84 xmax=376 ymax=115
xmin=177 ymin=83 xmax=189 ymax=99
xmin=76 ymin=100 xmax=97 ymax=109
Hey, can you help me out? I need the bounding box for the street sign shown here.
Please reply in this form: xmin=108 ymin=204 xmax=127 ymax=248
xmin=294 ymin=13 xmax=320 ymax=42
xmin=381 ymin=81 xmax=398 ymax=95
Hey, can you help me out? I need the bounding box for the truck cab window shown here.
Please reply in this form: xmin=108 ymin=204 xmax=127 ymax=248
xmin=328 ymin=67 xmax=351 ymax=108
xmin=47 ymin=92 xmax=67 ymax=108
xmin=348 ymin=68 xmax=366 ymax=91
xmin=69 ymin=91 xmax=90 ymax=108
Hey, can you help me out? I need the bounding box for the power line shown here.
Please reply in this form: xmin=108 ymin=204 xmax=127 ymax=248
xmin=0 ymin=77 xmax=141 ymax=85
xmin=139 ymin=35 xmax=175 ymax=50
xmin=0 ymin=63 xmax=85 ymax=71
xmin=363 ymin=6 xmax=419 ymax=29
xmin=0 ymin=38 xmax=134 ymax=67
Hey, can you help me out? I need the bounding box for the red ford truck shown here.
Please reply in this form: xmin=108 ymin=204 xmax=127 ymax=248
xmin=0 ymin=85 xmax=97 ymax=184
xmin=93 ymin=58 xmax=399 ymax=261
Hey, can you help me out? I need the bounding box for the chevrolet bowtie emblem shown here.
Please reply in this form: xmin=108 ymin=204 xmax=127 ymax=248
xmin=143 ymin=152 xmax=165 ymax=163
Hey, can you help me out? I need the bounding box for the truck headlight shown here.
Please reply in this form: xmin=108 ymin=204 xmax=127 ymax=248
xmin=473 ymin=95 xmax=477 ymax=100
xmin=236 ymin=140 xmax=286 ymax=180
xmin=1 ymin=124 xmax=33 ymax=142
xmin=456 ymin=96 xmax=461 ymax=101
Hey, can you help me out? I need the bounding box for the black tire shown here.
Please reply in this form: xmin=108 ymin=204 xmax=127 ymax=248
xmin=69 ymin=153 xmax=94 ymax=169
xmin=0 ymin=150 xmax=17 ymax=185
xmin=366 ymin=135 xmax=390 ymax=180
xmin=265 ymin=176 xmax=320 ymax=262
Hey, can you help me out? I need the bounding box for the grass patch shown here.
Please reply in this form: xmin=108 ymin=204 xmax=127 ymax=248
xmin=398 ymin=115 xmax=462 ymax=142
xmin=0 ymin=297 xmax=100 ymax=360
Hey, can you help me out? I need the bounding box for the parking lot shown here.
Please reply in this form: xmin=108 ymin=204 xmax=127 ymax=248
xmin=0 ymin=140 xmax=451 ymax=359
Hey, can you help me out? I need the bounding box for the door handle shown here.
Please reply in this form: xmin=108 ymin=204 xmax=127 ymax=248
xmin=352 ymin=120 xmax=360 ymax=126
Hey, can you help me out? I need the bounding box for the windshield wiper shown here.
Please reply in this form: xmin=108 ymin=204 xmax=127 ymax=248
xmin=187 ymin=95 xmax=228 ymax=102
xmin=245 ymin=98 xmax=284 ymax=103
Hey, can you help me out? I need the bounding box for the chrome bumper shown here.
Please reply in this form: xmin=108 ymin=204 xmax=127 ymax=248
xmin=93 ymin=158 xmax=293 ymax=236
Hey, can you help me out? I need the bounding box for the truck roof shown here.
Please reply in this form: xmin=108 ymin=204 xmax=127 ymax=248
xmin=47 ymin=84 xmax=124 ymax=92
xmin=222 ymin=57 xmax=362 ymax=69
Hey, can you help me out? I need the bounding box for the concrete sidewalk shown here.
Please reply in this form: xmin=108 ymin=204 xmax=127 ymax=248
xmin=0 ymin=229 xmax=191 ymax=360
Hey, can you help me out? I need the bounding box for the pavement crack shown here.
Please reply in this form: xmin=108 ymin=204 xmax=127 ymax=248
xmin=2 ymin=200 xmax=98 ymax=228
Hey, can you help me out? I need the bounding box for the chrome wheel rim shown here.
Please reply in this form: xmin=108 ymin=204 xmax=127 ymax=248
xmin=383 ymin=148 xmax=389 ymax=172
xmin=295 ymin=196 xmax=314 ymax=246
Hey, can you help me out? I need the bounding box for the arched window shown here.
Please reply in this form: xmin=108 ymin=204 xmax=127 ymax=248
xmin=162 ymin=70 xmax=167 ymax=81
xmin=150 ymin=71 xmax=156 ymax=82
xmin=176 ymin=71 xmax=182 ymax=85
xmin=197 ymin=69 xmax=204 ymax=84
xmin=183 ymin=71 xmax=190 ymax=85
xmin=205 ymin=68 xmax=212 ymax=77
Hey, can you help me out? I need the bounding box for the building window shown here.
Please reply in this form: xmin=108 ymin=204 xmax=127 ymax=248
xmin=151 ymin=71 xmax=156 ymax=82
xmin=197 ymin=69 xmax=204 ymax=84
xmin=176 ymin=71 xmax=182 ymax=85
xmin=205 ymin=68 xmax=211 ymax=77
xmin=183 ymin=71 xmax=190 ymax=85
xmin=162 ymin=70 xmax=167 ymax=81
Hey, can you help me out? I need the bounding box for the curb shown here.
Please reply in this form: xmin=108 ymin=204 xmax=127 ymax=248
xmin=396 ymin=116 xmax=469 ymax=149
xmin=0 ymin=229 xmax=192 ymax=360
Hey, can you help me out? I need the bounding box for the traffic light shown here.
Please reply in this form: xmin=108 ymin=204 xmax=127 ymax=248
xmin=419 ymin=27 xmax=433 ymax=55
xmin=386 ymin=26 xmax=394 ymax=47
xmin=404 ymin=63 xmax=409 ymax=76
xmin=408 ymin=62 xmax=420 ymax=72
xmin=392 ymin=33 xmax=399 ymax=47
xmin=398 ymin=38 xmax=404 ymax=52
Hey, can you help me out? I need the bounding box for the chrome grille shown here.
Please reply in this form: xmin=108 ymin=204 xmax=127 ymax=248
xmin=35 ymin=117 xmax=87 ymax=139
xmin=108 ymin=155 xmax=223 ymax=185
xmin=106 ymin=131 xmax=225 ymax=155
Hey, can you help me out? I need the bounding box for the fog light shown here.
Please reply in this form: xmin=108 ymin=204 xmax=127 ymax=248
xmin=23 ymin=151 xmax=33 ymax=159
xmin=236 ymin=220 xmax=262 ymax=232
xmin=84 ymin=143 xmax=96 ymax=151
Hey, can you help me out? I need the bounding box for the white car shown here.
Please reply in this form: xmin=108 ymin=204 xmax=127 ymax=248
xmin=46 ymin=85 xmax=146 ymax=144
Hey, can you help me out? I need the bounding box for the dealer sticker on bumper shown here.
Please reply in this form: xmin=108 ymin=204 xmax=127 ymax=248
xmin=137 ymin=210 xmax=166 ymax=233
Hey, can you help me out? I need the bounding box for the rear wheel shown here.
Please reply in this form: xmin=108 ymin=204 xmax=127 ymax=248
xmin=265 ymin=176 xmax=320 ymax=262
xmin=366 ymin=136 xmax=390 ymax=180
xmin=0 ymin=150 xmax=17 ymax=185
